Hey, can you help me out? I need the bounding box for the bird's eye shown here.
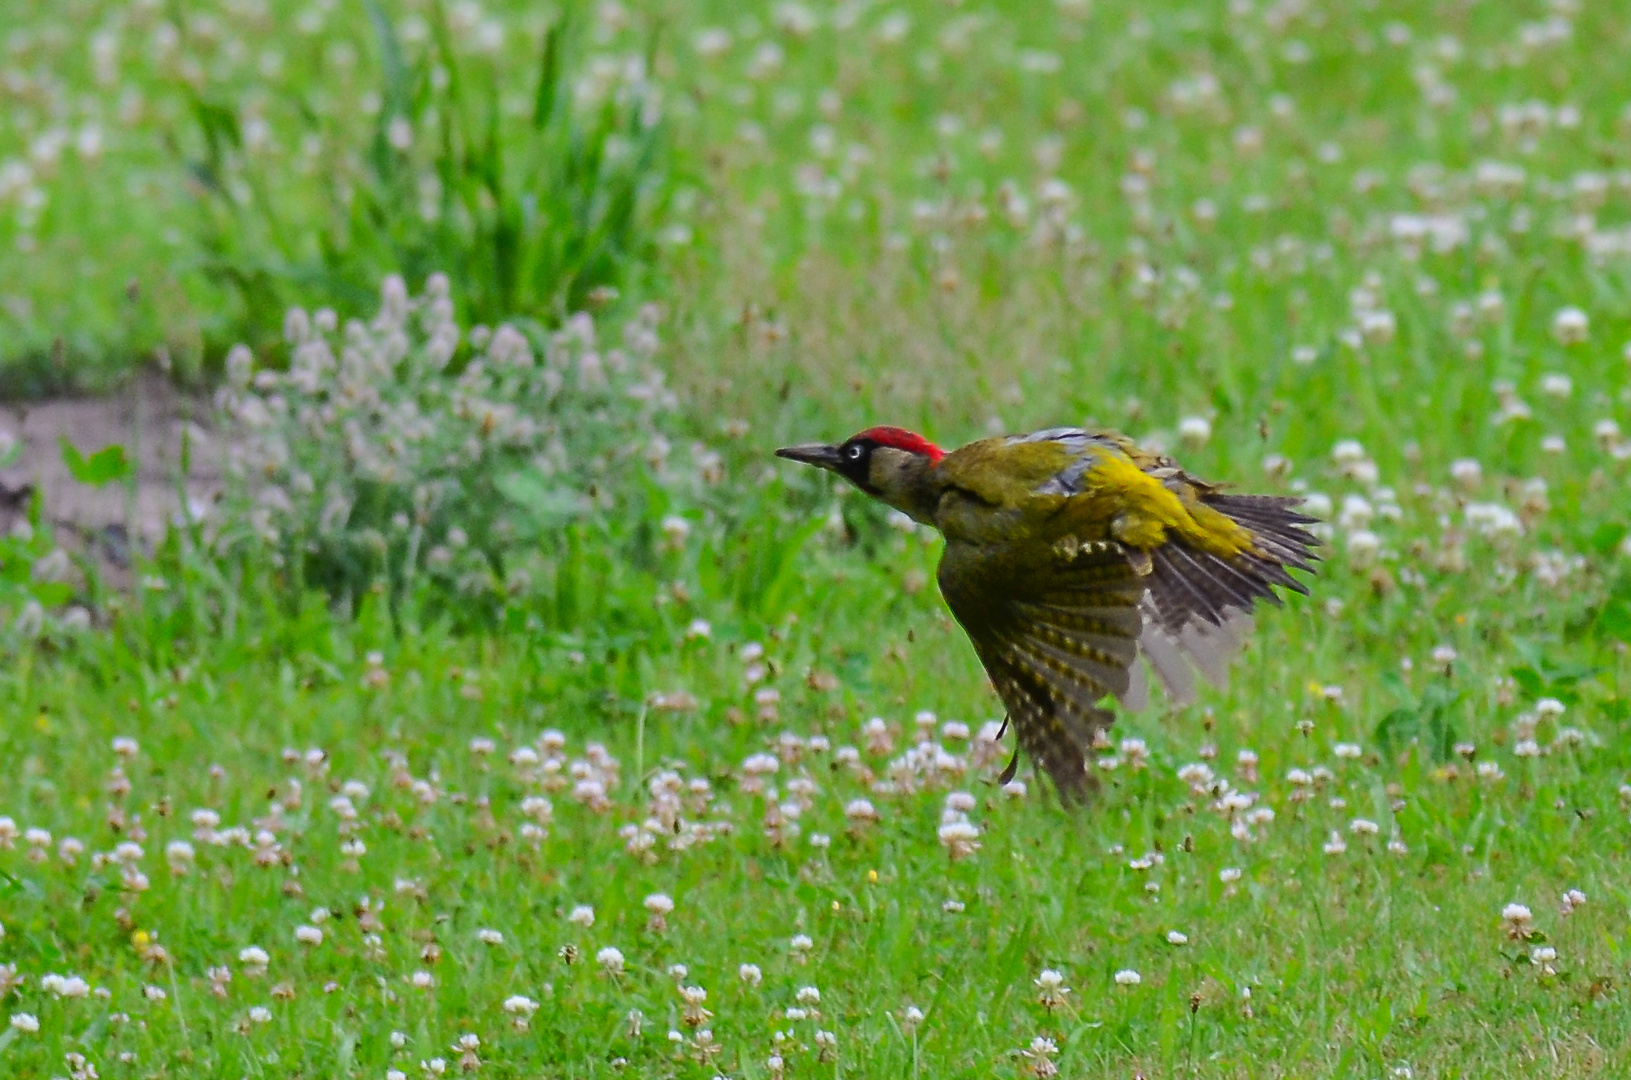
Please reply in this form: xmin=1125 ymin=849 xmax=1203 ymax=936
xmin=844 ymin=444 xmax=864 ymax=460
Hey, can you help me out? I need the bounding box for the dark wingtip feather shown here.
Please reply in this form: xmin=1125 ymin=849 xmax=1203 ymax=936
xmin=1142 ymin=491 xmax=1319 ymax=645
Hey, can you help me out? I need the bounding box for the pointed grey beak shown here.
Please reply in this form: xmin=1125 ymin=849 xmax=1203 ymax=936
xmin=775 ymin=443 xmax=844 ymax=471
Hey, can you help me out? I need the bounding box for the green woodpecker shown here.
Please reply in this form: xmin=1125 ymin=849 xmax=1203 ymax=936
xmin=777 ymin=426 xmax=1317 ymax=801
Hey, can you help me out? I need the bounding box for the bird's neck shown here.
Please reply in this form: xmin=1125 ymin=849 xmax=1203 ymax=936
xmin=869 ymin=451 xmax=942 ymax=526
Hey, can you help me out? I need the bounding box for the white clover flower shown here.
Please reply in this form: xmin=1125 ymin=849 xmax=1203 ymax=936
xmin=1332 ymin=439 xmax=1367 ymax=465
xmin=1034 ymin=968 xmax=1070 ymax=1009
xmin=1178 ymin=416 xmax=1212 ymax=448
xmin=43 ymin=975 xmax=90 ymax=998
xmin=503 ymin=995 xmax=539 ymax=1016
xmin=1359 ymin=309 xmax=1397 ymax=345
xmin=693 ymin=27 xmax=732 ymax=60
xmin=10 ymin=1012 xmax=39 ymax=1033
xmin=644 ymin=893 xmax=675 ymax=929
xmin=1347 ymin=529 xmax=1380 ymax=567
xmin=294 ymin=926 xmax=323 ymax=946
xmin=936 ymin=819 xmax=981 ymax=860
xmin=597 ymin=947 xmax=626 ymax=974
xmin=1176 ymin=762 xmax=1214 ymax=787
xmin=844 ymin=798 xmax=880 ymax=824
xmin=477 ymin=928 xmax=503 ymax=946
xmin=1552 ymin=306 xmax=1589 ymax=345
xmin=739 ymin=963 xmax=763 ymax=986
xmin=1166 ymin=931 xmax=1189 ymax=945
xmin=1113 ymin=969 xmax=1142 ymax=986
xmin=1338 ymin=494 xmax=1373 ymax=530
xmin=568 ymin=905 xmax=595 ymax=928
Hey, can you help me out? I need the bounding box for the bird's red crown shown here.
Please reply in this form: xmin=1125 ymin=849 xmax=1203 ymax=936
xmin=854 ymin=426 xmax=944 ymax=462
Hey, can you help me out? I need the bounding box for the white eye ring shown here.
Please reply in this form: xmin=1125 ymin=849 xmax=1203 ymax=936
xmin=844 ymin=444 xmax=864 ymax=460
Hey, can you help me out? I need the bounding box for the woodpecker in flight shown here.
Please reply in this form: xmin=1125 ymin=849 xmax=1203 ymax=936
xmin=777 ymin=426 xmax=1317 ymax=801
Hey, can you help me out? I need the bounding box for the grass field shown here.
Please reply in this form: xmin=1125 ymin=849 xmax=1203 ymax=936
xmin=6 ymin=0 xmax=1631 ymax=1076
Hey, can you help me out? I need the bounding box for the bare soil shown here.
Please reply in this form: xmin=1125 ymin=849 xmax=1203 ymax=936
xmin=0 ymin=371 xmax=223 ymax=576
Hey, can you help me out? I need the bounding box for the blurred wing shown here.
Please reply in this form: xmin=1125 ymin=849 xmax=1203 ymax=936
xmin=1136 ymin=492 xmax=1320 ymax=706
xmin=939 ymin=534 xmax=1144 ymax=801
xmin=1013 ymin=431 xmax=1321 ymax=709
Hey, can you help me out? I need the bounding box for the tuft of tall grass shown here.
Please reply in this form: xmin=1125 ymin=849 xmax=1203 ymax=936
xmin=177 ymin=3 xmax=668 ymax=362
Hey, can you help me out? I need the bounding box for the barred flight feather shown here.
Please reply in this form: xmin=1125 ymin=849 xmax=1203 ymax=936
xmin=1132 ymin=494 xmax=1319 ymax=706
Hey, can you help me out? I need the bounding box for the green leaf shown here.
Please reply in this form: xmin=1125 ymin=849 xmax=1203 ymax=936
xmin=1425 ymin=706 xmax=1458 ymax=764
xmin=1593 ymin=599 xmax=1631 ymax=644
xmin=1419 ymin=682 xmax=1462 ymax=713
xmin=1509 ymin=666 xmax=1545 ymax=700
xmin=532 ymin=15 xmax=565 ymax=129
xmin=1590 ymin=522 xmax=1627 ymax=556
xmin=494 ymin=469 xmax=587 ymax=527
xmin=60 ymin=438 xmax=133 ymax=487
xmin=1374 ymin=707 xmax=1419 ymax=756
xmin=33 ymin=582 xmax=74 ymax=608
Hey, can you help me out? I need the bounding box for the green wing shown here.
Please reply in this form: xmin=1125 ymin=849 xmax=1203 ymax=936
xmin=937 ymin=531 xmax=1144 ymax=801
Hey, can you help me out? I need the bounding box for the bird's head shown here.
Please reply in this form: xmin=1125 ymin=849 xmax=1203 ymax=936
xmin=776 ymin=426 xmax=945 ymax=523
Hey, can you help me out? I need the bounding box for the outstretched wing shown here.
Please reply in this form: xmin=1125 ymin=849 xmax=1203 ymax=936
xmin=938 ymin=531 xmax=1145 ymax=801
xmin=1129 ymin=490 xmax=1320 ymax=707
xmin=1017 ymin=429 xmax=1319 ymax=708
xmin=991 ymin=429 xmax=1320 ymax=710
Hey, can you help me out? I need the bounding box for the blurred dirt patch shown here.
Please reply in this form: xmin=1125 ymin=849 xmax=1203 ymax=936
xmin=0 ymin=371 xmax=223 ymax=584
